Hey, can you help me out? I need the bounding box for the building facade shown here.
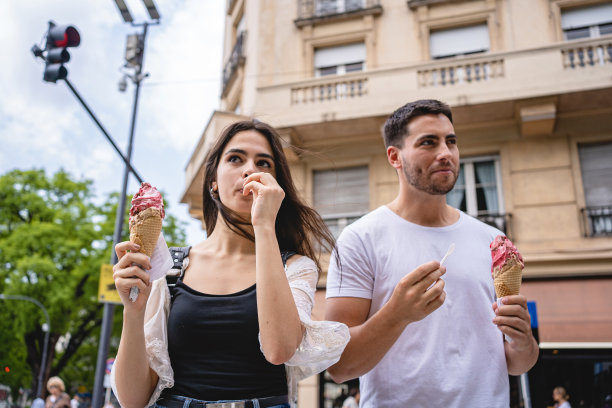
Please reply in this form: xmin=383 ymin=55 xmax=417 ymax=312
xmin=181 ymin=0 xmax=612 ymax=406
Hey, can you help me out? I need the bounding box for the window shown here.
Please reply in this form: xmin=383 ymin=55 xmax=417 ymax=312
xmin=314 ymin=43 xmax=365 ymax=76
xmin=562 ymin=3 xmax=612 ymax=40
xmin=579 ymin=142 xmax=612 ymax=236
xmin=430 ymin=24 xmax=490 ymax=59
xmin=313 ymin=166 xmax=369 ymax=238
xmin=447 ymin=156 xmax=506 ymax=231
xmin=316 ymin=0 xmax=365 ymax=16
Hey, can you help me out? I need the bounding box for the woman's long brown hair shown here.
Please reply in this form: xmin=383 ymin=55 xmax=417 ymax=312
xmin=202 ymin=119 xmax=336 ymax=272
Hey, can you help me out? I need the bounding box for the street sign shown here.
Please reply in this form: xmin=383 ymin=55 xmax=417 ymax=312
xmin=98 ymin=264 xmax=121 ymax=304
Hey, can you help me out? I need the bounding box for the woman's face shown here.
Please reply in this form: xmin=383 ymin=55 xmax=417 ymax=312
xmin=213 ymin=130 xmax=276 ymax=217
xmin=49 ymin=384 xmax=61 ymax=396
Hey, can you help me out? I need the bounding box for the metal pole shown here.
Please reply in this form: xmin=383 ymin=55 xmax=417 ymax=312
xmin=91 ymin=22 xmax=149 ymax=408
xmin=0 ymin=294 xmax=50 ymax=398
xmin=520 ymin=372 xmax=532 ymax=408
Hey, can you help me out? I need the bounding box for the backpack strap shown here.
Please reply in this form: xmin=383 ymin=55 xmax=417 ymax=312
xmin=281 ymin=250 xmax=297 ymax=268
xmin=166 ymin=246 xmax=191 ymax=288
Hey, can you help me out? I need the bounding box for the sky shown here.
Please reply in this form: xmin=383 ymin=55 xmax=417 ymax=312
xmin=0 ymin=0 xmax=226 ymax=244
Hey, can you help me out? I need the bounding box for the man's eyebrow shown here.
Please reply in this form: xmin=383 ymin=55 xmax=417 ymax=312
xmin=224 ymin=148 xmax=274 ymax=160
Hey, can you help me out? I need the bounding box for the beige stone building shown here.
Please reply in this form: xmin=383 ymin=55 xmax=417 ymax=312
xmin=181 ymin=0 xmax=612 ymax=406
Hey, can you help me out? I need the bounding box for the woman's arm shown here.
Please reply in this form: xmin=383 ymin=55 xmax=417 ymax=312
xmin=112 ymin=241 xmax=159 ymax=407
xmin=244 ymin=172 xmax=304 ymax=365
xmin=254 ymin=226 xmax=304 ymax=364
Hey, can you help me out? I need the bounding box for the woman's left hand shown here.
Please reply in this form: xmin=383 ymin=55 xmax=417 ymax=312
xmin=243 ymin=172 xmax=285 ymax=227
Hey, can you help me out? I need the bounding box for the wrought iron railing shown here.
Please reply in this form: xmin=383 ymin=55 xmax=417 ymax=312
xmin=296 ymin=0 xmax=382 ymax=23
xmin=222 ymin=31 xmax=247 ymax=96
xmin=581 ymin=206 xmax=612 ymax=237
xmin=476 ymin=213 xmax=513 ymax=239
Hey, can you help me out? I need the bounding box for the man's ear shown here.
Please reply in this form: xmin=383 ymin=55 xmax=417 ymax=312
xmin=387 ymin=146 xmax=402 ymax=169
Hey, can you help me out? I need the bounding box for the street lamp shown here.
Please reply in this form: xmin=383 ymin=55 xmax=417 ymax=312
xmin=0 ymin=294 xmax=50 ymax=399
xmin=91 ymin=2 xmax=160 ymax=408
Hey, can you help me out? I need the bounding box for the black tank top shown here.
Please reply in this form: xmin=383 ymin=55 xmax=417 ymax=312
xmin=165 ymin=280 xmax=288 ymax=400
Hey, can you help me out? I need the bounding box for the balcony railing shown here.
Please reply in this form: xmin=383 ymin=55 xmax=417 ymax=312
xmin=476 ymin=213 xmax=513 ymax=239
xmin=296 ymin=0 xmax=382 ymax=25
xmin=291 ymin=75 xmax=368 ymax=104
xmin=562 ymin=39 xmax=612 ymax=69
xmin=581 ymin=206 xmax=612 ymax=237
xmin=418 ymin=58 xmax=505 ymax=87
xmin=222 ymin=31 xmax=247 ymax=96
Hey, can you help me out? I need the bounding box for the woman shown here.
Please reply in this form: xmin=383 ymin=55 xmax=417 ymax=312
xmin=111 ymin=120 xmax=349 ymax=408
xmin=553 ymin=386 xmax=571 ymax=408
xmin=45 ymin=377 xmax=70 ymax=408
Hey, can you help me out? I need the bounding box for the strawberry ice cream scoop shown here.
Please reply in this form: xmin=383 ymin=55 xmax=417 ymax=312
xmin=130 ymin=182 xmax=165 ymax=220
xmin=490 ymin=235 xmax=524 ymax=277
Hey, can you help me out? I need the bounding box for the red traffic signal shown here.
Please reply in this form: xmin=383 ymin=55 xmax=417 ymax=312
xmin=48 ymin=25 xmax=80 ymax=48
xmin=43 ymin=22 xmax=80 ymax=83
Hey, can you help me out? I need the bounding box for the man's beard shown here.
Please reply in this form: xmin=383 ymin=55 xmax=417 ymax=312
xmin=401 ymin=157 xmax=458 ymax=195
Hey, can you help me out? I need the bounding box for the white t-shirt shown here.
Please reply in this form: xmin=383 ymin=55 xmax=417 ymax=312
xmin=327 ymin=206 xmax=509 ymax=408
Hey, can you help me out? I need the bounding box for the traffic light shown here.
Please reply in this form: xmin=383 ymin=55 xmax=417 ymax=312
xmin=43 ymin=21 xmax=80 ymax=83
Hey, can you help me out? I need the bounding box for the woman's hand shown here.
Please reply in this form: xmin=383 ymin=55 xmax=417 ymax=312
xmin=243 ymin=172 xmax=285 ymax=228
xmin=113 ymin=241 xmax=153 ymax=312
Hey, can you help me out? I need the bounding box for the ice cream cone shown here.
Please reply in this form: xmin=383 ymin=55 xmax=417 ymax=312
xmin=129 ymin=207 xmax=163 ymax=257
xmin=493 ymin=258 xmax=522 ymax=297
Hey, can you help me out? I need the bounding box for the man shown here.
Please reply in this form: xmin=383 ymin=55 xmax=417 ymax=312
xmin=325 ymin=99 xmax=538 ymax=407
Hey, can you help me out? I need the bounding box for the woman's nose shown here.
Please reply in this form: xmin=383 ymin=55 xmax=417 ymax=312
xmin=242 ymin=162 xmax=255 ymax=178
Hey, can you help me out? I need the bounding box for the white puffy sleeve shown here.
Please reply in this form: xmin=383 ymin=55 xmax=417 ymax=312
xmin=282 ymin=256 xmax=350 ymax=404
xmin=110 ymin=278 xmax=174 ymax=408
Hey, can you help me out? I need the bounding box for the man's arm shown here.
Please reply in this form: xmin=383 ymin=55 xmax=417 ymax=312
xmin=326 ymin=261 xmax=446 ymax=383
xmin=493 ymin=295 xmax=539 ymax=375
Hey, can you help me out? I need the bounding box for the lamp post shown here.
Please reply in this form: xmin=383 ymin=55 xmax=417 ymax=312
xmin=91 ymin=2 xmax=160 ymax=407
xmin=0 ymin=294 xmax=50 ymax=398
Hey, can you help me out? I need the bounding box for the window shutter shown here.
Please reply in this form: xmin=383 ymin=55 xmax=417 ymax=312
xmin=579 ymin=142 xmax=612 ymax=206
xmin=314 ymin=43 xmax=366 ymax=68
xmin=561 ymin=4 xmax=612 ymax=30
xmin=430 ymin=24 xmax=490 ymax=59
xmin=314 ymin=166 xmax=369 ymax=216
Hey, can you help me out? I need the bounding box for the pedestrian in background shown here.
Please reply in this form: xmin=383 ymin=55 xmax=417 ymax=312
xmin=45 ymin=377 xmax=70 ymax=408
xmin=553 ymin=386 xmax=571 ymax=408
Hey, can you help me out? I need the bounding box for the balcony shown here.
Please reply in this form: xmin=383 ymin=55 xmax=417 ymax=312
xmin=254 ymin=37 xmax=612 ymax=134
xmin=291 ymin=74 xmax=368 ymax=104
xmin=221 ymin=31 xmax=247 ymax=97
xmin=295 ymin=0 xmax=382 ymax=27
xmin=582 ymin=206 xmax=612 ymax=237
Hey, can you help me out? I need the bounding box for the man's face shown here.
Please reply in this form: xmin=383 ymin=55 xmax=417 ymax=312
xmin=398 ymin=113 xmax=459 ymax=195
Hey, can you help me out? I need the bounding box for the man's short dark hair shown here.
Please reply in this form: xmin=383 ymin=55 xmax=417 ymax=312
xmin=383 ymin=99 xmax=453 ymax=148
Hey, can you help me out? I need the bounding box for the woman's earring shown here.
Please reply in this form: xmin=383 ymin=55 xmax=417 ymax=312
xmin=210 ymin=186 xmax=217 ymax=196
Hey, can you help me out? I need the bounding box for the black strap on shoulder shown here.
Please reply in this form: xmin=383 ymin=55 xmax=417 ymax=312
xmin=281 ymin=250 xmax=296 ymax=266
xmin=166 ymin=246 xmax=191 ymax=287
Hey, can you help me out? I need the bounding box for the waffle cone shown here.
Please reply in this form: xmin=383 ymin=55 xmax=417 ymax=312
xmin=129 ymin=207 xmax=162 ymax=257
xmin=493 ymin=258 xmax=523 ymax=297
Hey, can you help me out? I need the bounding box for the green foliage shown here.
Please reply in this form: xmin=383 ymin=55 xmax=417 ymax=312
xmin=0 ymin=169 xmax=187 ymax=400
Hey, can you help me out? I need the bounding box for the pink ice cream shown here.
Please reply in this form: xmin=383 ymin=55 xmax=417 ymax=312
xmin=490 ymin=235 xmax=524 ymax=277
xmin=130 ymin=182 xmax=165 ymax=220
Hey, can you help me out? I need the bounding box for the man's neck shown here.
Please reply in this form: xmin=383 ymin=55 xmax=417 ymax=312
xmin=387 ymin=186 xmax=459 ymax=227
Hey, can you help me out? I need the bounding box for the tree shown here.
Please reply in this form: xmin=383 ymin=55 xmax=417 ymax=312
xmin=0 ymin=169 xmax=187 ymax=400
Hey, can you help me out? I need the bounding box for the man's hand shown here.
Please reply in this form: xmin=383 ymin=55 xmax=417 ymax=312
xmin=493 ymin=295 xmax=539 ymax=374
xmin=388 ymin=261 xmax=446 ymax=325
xmin=326 ymin=261 xmax=446 ymax=383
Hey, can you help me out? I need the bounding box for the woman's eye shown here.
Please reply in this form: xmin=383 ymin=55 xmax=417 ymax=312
xmin=258 ymin=160 xmax=272 ymax=168
xmin=228 ymin=155 xmax=242 ymax=163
